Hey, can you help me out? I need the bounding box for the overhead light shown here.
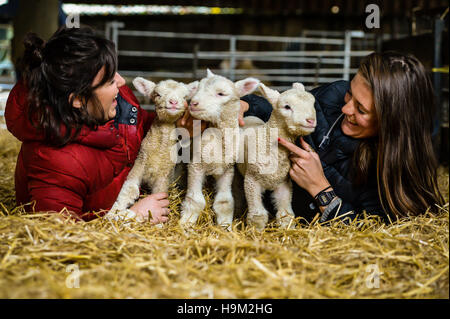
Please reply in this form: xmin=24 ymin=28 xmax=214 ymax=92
xmin=331 ymin=6 xmax=340 ymax=14
xmin=62 ymin=4 xmax=243 ymax=16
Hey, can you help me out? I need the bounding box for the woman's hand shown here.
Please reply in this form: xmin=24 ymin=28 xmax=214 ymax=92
xmin=129 ymin=192 xmax=170 ymax=224
xmin=239 ymin=100 xmax=249 ymax=126
xmin=278 ymin=137 xmax=330 ymax=198
xmin=176 ymin=102 xmax=208 ymax=137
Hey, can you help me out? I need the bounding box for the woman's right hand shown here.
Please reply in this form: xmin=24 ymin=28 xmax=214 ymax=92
xmin=129 ymin=192 xmax=170 ymax=224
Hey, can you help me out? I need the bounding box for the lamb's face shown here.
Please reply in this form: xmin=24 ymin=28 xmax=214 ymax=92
xmin=189 ymin=75 xmax=236 ymax=124
xmin=133 ymin=77 xmax=198 ymax=122
xmin=260 ymin=82 xmax=316 ymax=136
xmin=152 ymin=80 xmax=191 ymax=120
xmin=189 ymin=69 xmax=260 ymax=125
xmin=275 ymin=89 xmax=316 ymax=136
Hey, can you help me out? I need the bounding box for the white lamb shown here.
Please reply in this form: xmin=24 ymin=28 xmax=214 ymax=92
xmin=106 ymin=77 xmax=198 ymax=221
xmin=179 ymin=69 xmax=260 ymax=228
xmin=237 ymin=82 xmax=316 ymax=231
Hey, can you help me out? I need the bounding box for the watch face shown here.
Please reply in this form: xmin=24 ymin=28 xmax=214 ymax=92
xmin=317 ymin=190 xmax=336 ymax=206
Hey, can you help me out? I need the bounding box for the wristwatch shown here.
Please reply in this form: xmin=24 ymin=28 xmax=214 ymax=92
xmin=315 ymin=189 xmax=337 ymax=207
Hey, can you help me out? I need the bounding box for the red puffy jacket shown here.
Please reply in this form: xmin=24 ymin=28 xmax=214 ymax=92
xmin=5 ymin=80 xmax=155 ymax=221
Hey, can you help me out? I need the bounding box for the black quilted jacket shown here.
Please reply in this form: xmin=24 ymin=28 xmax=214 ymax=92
xmin=242 ymin=81 xmax=389 ymax=223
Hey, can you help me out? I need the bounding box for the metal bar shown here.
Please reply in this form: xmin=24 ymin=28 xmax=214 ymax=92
xmin=117 ymin=50 xmax=349 ymax=64
xmin=119 ymin=68 xmax=360 ymax=79
xmin=235 ymin=35 xmax=344 ymax=45
xmin=227 ymin=68 xmax=359 ymax=74
xmin=118 ymin=50 xmax=372 ymax=59
xmin=269 ymin=85 xmax=317 ymax=91
xmin=120 ymin=70 xmax=342 ymax=83
xmin=343 ymin=31 xmax=352 ymax=81
xmin=110 ymin=21 xmax=125 ymax=48
xmin=104 ymin=22 xmax=111 ymax=40
xmin=0 ymin=84 xmax=14 ymax=90
xmin=192 ymin=43 xmax=199 ymax=79
xmin=434 ymin=19 xmax=445 ymax=123
xmin=119 ymin=55 xmax=345 ymax=64
xmin=119 ymin=51 xmax=195 ymax=59
xmin=229 ymin=36 xmax=236 ymax=81
xmin=119 ymin=30 xmax=232 ymax=40
xmin=242 ymin=56 xmax=345 ymax=64
xmin=252 ymin=75 xmax=342 ymax=82
xmin=195 ymin=50 xmax=372 ymax=57
xmin=118 ymin=30 xmax=345 ymax=45
xmin=433 ymin=18 xmax=447 ymax=162
xmin=120 ymin=71 xmax=194 ymax=78
xmin=314 ymin=57 xmax=322 ymax=86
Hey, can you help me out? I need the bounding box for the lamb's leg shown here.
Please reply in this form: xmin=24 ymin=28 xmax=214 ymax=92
xmin=179 ymin=164 xmax=206 ymax=227
xmin=231 ymin=169 xmax=247 ymax=220
xmin=213 ymin=167 xmax=235 ymax=230
xmin=109 ymin=150 xmax=148 ymax=213
xmin=244 ymin=174 xmax=268 ymax=231
xmin=151 ymin=169 xmax=172 ymax=194
xmin=272 ymin=180 xmax=296 ymax=229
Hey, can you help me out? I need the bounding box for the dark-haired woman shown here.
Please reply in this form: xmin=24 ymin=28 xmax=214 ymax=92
xmin=242 ymin=51 xmax=444 ymax=223
xmin=5 ymin=27 xmax=170 ymax=223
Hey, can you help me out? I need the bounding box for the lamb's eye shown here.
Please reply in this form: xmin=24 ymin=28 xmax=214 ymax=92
xmin=217 ymin=92 xmax=226 ymax=96
xmin=284 ymin=105 xmax=291 ymax=110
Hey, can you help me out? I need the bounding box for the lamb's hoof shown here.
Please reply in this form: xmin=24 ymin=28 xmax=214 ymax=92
xmin=247 ymin=212 xmax=268 ymax=232
xmin=179 ymin=211 xmax=199 ymax=228
xmin=216 ymin=215 xmax=233 ymax=231
xmin=277 ymin=216 xmax=296 ymax=230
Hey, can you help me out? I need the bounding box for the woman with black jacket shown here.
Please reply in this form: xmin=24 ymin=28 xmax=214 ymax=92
xmin=241 ymin=51 xmax=444 ymax=224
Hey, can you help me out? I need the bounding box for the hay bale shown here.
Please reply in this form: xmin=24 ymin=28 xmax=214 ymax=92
xmin=0 ymin=129 xmax=448 ymax=298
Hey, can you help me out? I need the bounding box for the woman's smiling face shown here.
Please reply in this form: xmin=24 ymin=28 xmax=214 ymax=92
xmin=88 ymin=68 xmax=126 ymax=121
xmin=341 ymin=73 xmax=378 ymax=139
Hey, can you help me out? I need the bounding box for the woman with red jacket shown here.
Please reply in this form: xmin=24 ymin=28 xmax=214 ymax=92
xmin=5 ymin=27 xmax=170 ymax=223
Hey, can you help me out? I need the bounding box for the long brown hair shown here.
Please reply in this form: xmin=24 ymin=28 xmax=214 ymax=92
xmin=353 ymin=51 xmax=444 ymax=219
xmin=20 ymin=27 xmax=118 ymax=146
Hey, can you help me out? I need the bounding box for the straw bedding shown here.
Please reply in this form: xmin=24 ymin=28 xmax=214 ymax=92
xmin=0 ymin=129 xmax=448 ymax=298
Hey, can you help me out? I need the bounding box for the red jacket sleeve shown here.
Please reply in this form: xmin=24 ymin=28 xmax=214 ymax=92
xmin=26 ymin=148 xmax=90 ymax=221
xmin=5 ymin=80 xmax=44 ymax=142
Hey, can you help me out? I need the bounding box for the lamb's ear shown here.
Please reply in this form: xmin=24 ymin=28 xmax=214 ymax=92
xmin=234 ymin=77 xmax=260 ymax=97
xmin=133 ymin=77 xmax=156 ymax=97
xmin=186 ymin=81 xmax=199 ymax=99
xmin=259 ymin=83 xmax=280 ymax=106
xmin=206 ymin=68 xmax=215 ymax=78
xmin=293 ymin=82 xmax=305 ymax=91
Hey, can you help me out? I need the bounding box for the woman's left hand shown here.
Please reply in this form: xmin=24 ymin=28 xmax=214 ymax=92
xmin=176 ymin=101 xmax=208 ymax=137
xmin=278 ymin=136 xmax=330 ymax=197
xmin=239 ymin=100 xmax=249 ymax=126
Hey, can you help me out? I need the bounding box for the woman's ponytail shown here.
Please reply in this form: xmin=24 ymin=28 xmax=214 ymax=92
xmin=20 ymin=33 xmax=46 ymax=82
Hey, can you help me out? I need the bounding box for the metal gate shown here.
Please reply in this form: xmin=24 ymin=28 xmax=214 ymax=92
xmin=105 ymin=21 xmax=375 ymax=93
